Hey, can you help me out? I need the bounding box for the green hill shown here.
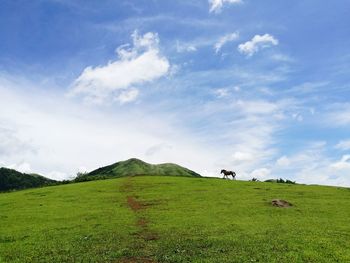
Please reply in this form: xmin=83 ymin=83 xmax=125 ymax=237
xmin=0 ymin=167 xmax=56 ymax=192
xmin=1 ymin=176 xmax=350 ymax=262
xmin=79 ymin=158 xmax=201 ymax=180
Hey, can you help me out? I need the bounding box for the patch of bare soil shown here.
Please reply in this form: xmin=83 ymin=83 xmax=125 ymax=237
xmin=127 ymin=196 xmax=160 ymax=212
xmin=127 ymin=196 xmax=145 ymax=211
xmin=271 ymin=199 xmax=293 ymax=208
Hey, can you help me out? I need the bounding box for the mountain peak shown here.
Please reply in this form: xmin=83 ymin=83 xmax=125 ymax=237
xmin=123 ymin=158 xmax=147 ymax=164
xmin=85 ymin=158 xmax=201 ymax=179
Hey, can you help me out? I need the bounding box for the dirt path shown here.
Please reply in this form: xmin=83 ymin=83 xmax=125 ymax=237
xmin=120 ymin=177 xmax=159 ymax=263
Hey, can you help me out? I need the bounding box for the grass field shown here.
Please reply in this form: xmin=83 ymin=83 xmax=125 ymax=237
xmin=1 ymin=176 xmax=350 ymax=262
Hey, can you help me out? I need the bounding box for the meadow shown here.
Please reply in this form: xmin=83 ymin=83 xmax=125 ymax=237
xmin=1 ymin=176 xmax=350 ymax=262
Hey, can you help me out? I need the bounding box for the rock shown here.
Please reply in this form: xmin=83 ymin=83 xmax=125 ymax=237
xmin=271 ymin=199 xmax=292 ymax=208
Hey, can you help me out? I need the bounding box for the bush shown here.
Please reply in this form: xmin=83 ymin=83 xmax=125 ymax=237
xmin=277 ymin=178 xmax=296 ymax=184
xmin=265 ymin=178 xmax=296 ymax=184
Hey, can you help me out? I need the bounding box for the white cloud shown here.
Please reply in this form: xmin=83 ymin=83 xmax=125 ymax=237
xmin=235 ymin=99 xmax=279 ymax=115
xmin=115 ymin=88 xmax=139 ymax=104
xmin=6 ymin=162 xmax=32 ymax=173
xmin=209 ymin=0 xmax=242 ymax=13
xmin=214 ymin=32 xmax=239 ymax=53
xmin=276 ymin=156 xmax=291 ymax=167
xmin=214 ymin=88 xmax=230 ymax=98
xmin=214 ymin=86 xmax=240 ymax=98
xmin=289 ymin=82 xmax=329 ymax=94
xmin=145 ymin=143 xmax=173 ymax=156
xmin=176 ymin=41 xmax=197 ymax=53
xmin=327 ymin=104 xmax=350 ymax=126
xmin=238 ymin=34 xmax=279 ymax=57
xmin=331 ymin=155 xmax=350 ymax=170
xmin=292 ymin=113 xmax=303 ymax=122
xmin=70 ymin=31 xmax=170 ymax=104
xmin=335 ymin=140 xmax=350 ymax=151
xmin=0 ymin=127 xmax=36 ymax=156
xmin=232 ymin=151 xmax=254 ymax=162
xmin=47 ymin=171 xmax=69 ymax=181
xmin=270 ymin=53 xmax=294 ymax=62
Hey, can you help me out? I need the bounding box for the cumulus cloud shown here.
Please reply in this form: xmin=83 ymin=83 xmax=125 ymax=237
xmin=115 ymin=88 xmax=139 ymax=104
xmin=209 ymin=0 xmax=242 ymax=13
xmin=238 ymin=34 xmax=279 ymax=56
xmin=70 ymin=31 xmax=170 ymax=104
xmin=214 ymin=32 xmax=239 ymax=53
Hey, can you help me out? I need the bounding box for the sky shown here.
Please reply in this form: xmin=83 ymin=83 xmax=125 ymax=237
xmin=0 ymin=0 xmax=350 ymax=186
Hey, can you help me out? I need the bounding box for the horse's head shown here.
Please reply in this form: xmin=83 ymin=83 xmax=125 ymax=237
xmin=220 ymin=169 xmax=226 ymax=174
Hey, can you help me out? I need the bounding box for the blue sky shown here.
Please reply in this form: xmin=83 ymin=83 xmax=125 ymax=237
xmin=0 ymin=0 xmax=350 ymax=186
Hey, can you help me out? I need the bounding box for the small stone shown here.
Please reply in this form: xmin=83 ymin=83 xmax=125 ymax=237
xmin=271 ymin=199 xmax=292 ymax=208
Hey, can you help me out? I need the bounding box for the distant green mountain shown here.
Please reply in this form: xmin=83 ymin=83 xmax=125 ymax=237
xmin=77 ymin=158 xmax=201 ymax=181
xmin=0 ymin=167 xmax=56 ymax=191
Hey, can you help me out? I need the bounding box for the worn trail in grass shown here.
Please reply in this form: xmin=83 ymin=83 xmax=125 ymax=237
xmin=1 ymin=176 xmax=350 ymax=262
xmin=120 ymin=177 xmax=159 ymax=263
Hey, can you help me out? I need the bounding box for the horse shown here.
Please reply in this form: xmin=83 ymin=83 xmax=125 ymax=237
xmin=221 ymin=169 xmax=236 ymax=180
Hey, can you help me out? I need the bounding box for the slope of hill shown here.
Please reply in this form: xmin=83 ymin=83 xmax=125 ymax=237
xmin=1 ymin=176 xmax=349 ymax=262
xmin=0 ymin=167 xmax=56 ymax=192
xmin=80 ymin=158 xmax=201 ymax=179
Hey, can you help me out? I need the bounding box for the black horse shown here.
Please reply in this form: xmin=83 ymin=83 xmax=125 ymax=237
xmin=221 ymin=169 xmax=236 ymax=180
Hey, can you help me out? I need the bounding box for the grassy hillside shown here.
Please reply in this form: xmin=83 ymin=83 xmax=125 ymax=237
xmin=1 ymin=176 xmax=350 ymax=262
xmin=82 ymin=158 xmax=201 ymax=179
xmin=0 ymin=168 xmax=56 ymax=192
